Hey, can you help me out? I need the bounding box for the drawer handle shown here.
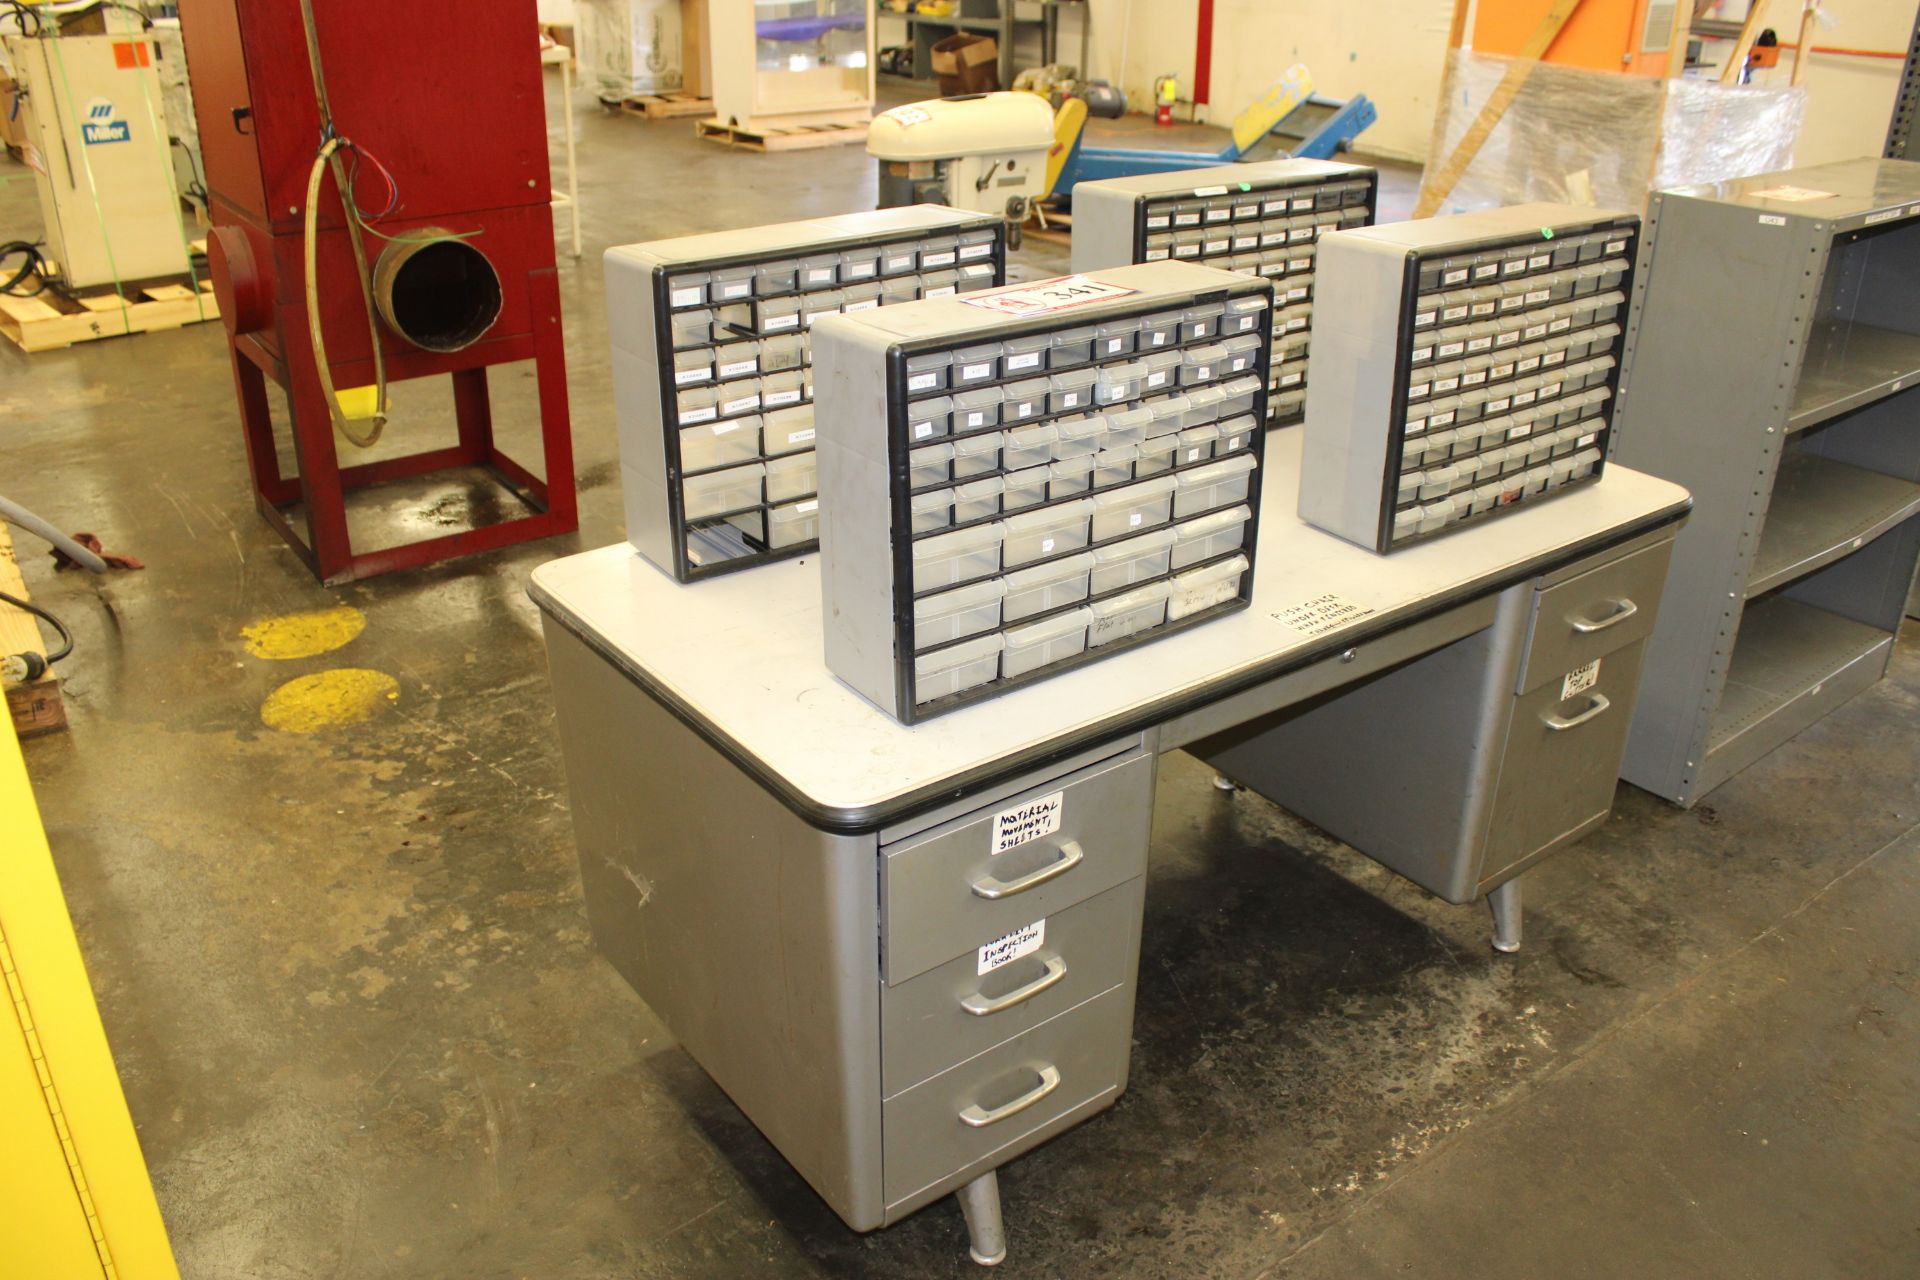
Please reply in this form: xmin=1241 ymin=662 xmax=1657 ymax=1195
xmin=1569 ymin=598 xmax=1638 ymax=634
xmin=958 ymin=1064 xmax=1062 ymax=1129
xmin=970 ymin=840 xmax=1084 ymax=900
xmin=1545 ymin=692 xmax=1611 ymax=732
xmin=961 ymin=955 xmax=1068 ymax=1016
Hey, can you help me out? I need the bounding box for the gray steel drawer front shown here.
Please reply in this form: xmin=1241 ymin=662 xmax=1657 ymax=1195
xmin=882 ymin=983 xmax=1133 ymax=1206
xmin=881 ymin=753 xmax=1153 ymax=985
xmin=1484 ymin=638 xmax=1650 ymax=884
xmin=881 ymin=878 xmax=1145 ymax=1096
xmin=1517 ymin=540 xmax=1671 ymax=693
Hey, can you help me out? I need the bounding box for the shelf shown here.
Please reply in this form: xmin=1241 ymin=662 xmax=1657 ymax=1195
xmin=1700 ymin=597 xmax=1895 ymax=793
xmin=1788 ymin=322 xmax=1920 ymax=432
xmin=1749 ymin=454 xmax=1920 ymax=597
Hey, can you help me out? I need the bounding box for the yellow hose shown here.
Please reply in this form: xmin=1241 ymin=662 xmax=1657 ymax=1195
xmin=304 ymin=137 xmax=388 ymax=449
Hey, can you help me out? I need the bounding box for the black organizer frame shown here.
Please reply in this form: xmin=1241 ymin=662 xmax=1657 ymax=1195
xmin=1373 ymin=214 xmax=1641 ymax=555
xmin=649 ymin=217 xmax=1009 ymax=583
xmin=880 ymin=278 xmax=1276 ymax=724
xmin=1127 ymin=168 xmax=1379 ymax=429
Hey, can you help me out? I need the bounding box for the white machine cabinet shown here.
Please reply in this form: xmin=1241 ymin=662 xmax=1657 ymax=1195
xmin=868 ymin=92 xmax=1056 ymax=233
xmin=1069 ymin=158 xmax=1377 ymax=426
xmin=5 ymin=29 xmax=189 ymax=290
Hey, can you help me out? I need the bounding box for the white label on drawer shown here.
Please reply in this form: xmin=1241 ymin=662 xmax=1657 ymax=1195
xmin=1146 ymin=248 xmax=1172 ymax=261
xmin=722 ymin=394 xmax=761 ymax=415
xmin=923 ymin=285 xmax=959 ymax=299
xmin=1550 ymin=317 xmax=1574 ymax=332
xmin=1528 ymin=254 xmax=1551 ymax=270
xmin=1442 ymin=305 xmax=1469 ymax=322
xmin=1006 ymin=352 xmax=1043 ymax=371
xmin=1561 ymin=658 xmax=1601 ymax=701
xmin=1279 ymin=371 xmax=1303 ymax=388
xmin=679 ymin=406 xmax=717 ymax=424
xmin=1471 ymin=301 xmax=1497 ymax=318
xmin=763 ymin=314 xmax=800 ymax=332
xmin=718 ymin=358 xmax=758 ymax=377
xmin=786 ymin=428 xmax=817 ymax=445
xmin=1443 ymin=267 xmax=1469 ymax=285
xmin=1578 ymin=432 xmax=1599 ymax=448
xmin=1270 ymin=592 xmax=1375 ymax=637
xmin=1467 ymin=336 xmax=1494 ymax=353
xmin=1174 ymin=211 xmax=1202 ymax=226
xmin=1525 ymin=289 xmax=1551 ymax=305
xmin=992 ymin=791 xmax=1064 ymax=854
xmin=1543 ymin=350 xmax=1568 ymax=366
xmin=908 ymin=372 xmax=939 ymax=392
xmin=1292 ymin=196 xmax=1315 ymax=212
xmin=670 ymin=286 xmax=704 ymax=307
xmin=674 ymin=368 xmax=712 ymax=385
xmin=1039 ymin=536 xmax=1057 ymax=554
xmin=961 ymin=362 xmax=995 ymax=381
xmin=1758 ymin=214 xmax=1788 ymax=227
xmin=1437 ymin=341 xmax=1466 ymax=359
xmin=764 ymin=388 xmax=803 ymax=407
xmin=958 ymin=242 xmax=995 ymax=261
xmin=795 ymin=499 xmax=819 ymax=514
xmin=963 ymin=275 xmax=1138 ymax=318
xmin=1474 ymin=263 xmax=1499 ymax=280
xmin=978 ymin=918 xmax=1045 ymax=976
xmin=922 ymin=251 xmax=958 ymax=268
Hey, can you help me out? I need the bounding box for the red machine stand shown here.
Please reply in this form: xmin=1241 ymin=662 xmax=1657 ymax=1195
xmin=182 ymin=0 xmax=578 ymax=584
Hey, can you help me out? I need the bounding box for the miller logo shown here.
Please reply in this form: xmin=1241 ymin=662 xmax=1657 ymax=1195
xmin=81 ymin=98 xmax=130 ymax=146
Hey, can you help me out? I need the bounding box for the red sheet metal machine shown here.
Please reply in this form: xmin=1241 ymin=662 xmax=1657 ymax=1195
xmin=178 ymin=0 xmax=576 ymax=583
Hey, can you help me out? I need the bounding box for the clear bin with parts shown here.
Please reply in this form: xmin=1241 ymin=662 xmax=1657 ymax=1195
xmin=1173 ymin=454 xmax=1256 ymax=517
xmin=1091 ymin=476 xmax=1177 ymax=540
xmin=766 ymin=498 xmax=818 ymax=547
xmin=913 ymin=577 xmax=1006 ymax=648
xmin=1088 ymin=581 xmax=1172 ymax=646
xmin=764 ymin=405 xmax=817 ymax=455
xmin=913 ymin=633 xmax=1003 ymax=703
xmin=912 ymin=522 xmax=1004 ymax=592
xmin=683 ymin=463 xmax=765 ymax=519
xmin=1090 ymin=527 xmax=1177 ymax=594
xmin=1002 ymin=553 xmax=1094 ymax=622
xmin=680 ymin=418 xmax=761 ymax=472
xmin=1167 ymin=553 xmax=1249 ymax=620
xmin=1170 ymin=504 xmax=1251 ymax=568
xmin=1000 ymin=500 xmax=1095 ymax=567
xmin=1001 ymin=607 xmax=1093 ymax=678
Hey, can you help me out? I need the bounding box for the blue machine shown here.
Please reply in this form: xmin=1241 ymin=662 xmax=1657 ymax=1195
xmin=1054 ymin=92 xmax=1378 ymax=197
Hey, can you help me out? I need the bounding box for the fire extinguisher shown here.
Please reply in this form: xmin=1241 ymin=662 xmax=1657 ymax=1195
xmin=1153 ymin=75 xmax=1178 ymax=126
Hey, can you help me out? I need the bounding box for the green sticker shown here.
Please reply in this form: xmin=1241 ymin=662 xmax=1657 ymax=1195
xmin=1239 ymin=182 xmax=1252 ymax=191
xmin=1541 ymin=228 xmax=1555 ymax=240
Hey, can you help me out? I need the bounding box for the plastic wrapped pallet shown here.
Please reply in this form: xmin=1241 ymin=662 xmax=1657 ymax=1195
xmin=1423 ymin=51 xmax=1806 ymax=214
xmin=577 ymin=0 xmax=683 ymax=97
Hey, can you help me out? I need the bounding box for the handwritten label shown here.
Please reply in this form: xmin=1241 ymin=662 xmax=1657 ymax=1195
xmin=963 ymin=275 xmax=1138 ymax=319
xmin=978 ymin=919 xmax=1045 ymax=975
xmin=1561 ymin=658 xmax=1601 ymax=701
xmin=992 ymin=791 xmax=1064 ymax=854
xmin=1271 ymin=593 xmax=1375 ymax=638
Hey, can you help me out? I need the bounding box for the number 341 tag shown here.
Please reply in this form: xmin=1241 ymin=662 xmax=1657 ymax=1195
xmin=963 ymin=275 xmax=1138 ymax=318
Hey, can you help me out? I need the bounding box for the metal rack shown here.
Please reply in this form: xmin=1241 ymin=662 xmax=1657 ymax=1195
xmin=1069 ymin=159 xmax=1378 ymax=426
xmin=814 ymin=263 xmax=1274 ymax=723
xmin=1885 ymin=5 xmax=1920 ymax=159
xmin=605 ymin=207 xmax=1006 ymax=582
xmin=1612 ymin=158 xmax=1920 ymax=807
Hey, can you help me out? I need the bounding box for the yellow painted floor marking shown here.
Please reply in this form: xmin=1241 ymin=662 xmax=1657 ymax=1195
xmin=260 ymin=669 xmax=399 ymax=734
xmin=240 ymin=606 xmax=366 ymax=660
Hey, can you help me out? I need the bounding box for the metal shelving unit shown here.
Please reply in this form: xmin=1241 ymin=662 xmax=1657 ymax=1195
xmin=1612 ymin=158 xmax=1920 ymax=807
xmin=903 ymin=0 xmax=1067 ymax=89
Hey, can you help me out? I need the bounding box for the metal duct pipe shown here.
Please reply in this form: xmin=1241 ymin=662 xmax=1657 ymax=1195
xmin=372 ymin=231 xmax=503 ymax=353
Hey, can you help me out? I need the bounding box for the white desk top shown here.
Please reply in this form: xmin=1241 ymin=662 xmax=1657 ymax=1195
xmin=531 ymin=431 xmax=1688 ymax=829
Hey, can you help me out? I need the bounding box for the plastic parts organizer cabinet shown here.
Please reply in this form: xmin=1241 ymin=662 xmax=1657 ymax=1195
xmin=814 ymin=262 xmax=1274 ymax=723
xmin=607 ymin=206 xmax=1007 ymax=581
xmin=1069 ymin=159 xmax=1377 ymax=426
xmin=1298 ymin=203 xmax=1639 ymax=554
xmin=1611 ymin=158 xmax=1920 ymax=807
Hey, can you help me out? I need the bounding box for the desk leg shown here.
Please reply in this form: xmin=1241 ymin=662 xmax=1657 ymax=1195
xmin=956 ymin=1170 xmax=1006 ymax=1267
xmin=1488 ymin=878 xmax=1522 ymax=954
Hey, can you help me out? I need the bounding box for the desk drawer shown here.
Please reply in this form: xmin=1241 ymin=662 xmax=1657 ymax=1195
xmin=1485 ymin=637 xmax=1649 ymax=885
xmin=881 ymin=878 xmax=1144 ymax=1096
xmin=1517 ymin=539 xmax=1670 ymax=694
xmin=882 ymin=982 xmax=1133 ymax=1205
xmin=881 ymin=753 xmax=1153 ymax=985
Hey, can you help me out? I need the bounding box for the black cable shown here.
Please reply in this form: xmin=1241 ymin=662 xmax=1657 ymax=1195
xmin=0 ymin=589 xmax=74 ymax=665
xmin=2 ymin=2 xmax=41 ymax=37
xmin=1 ymin=241 xmax=48 ymax=298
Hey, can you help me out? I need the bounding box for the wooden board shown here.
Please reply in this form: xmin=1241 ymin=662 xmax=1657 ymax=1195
xmin=0 ymin=276 xmax=220 ymax=354
xmin=0 ymin=522 xmax=65 ymax=739
xmin=695 ymin=117 xmax=868 ymax=153
xmin=617 ymin=92 xmax=714 ymax=120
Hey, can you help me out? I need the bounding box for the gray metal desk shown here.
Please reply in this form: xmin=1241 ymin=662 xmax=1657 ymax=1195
xmin=530 ymin=430 xmax=1689 ymax=1265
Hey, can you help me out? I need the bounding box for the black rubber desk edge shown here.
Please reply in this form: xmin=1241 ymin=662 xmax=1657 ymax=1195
xmin=529 ymin=499 xmax=1690 ymax=836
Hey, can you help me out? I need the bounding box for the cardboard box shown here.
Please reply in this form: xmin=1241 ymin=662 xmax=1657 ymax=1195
xmin=930 ymin=33 xmax=997 ymax=96
xmin=682 ymin=0 xmax=709 ymax=98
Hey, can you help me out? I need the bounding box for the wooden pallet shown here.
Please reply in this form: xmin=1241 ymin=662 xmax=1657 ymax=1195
xmin=0 ymin=522 xmax=65 ymax=739
xmin=0 ymin=277 xmax=221 ymax=353
xmin=616 ymin=92 xmax=714 ymax=120
xmin=695 ymin=118 xmax=869 ymax=153
xmin=1026 ymin=205 xmax=1074 ymax=246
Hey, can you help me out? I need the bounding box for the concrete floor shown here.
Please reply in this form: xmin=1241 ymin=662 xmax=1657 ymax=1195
xmin=4 ymin=78 xmax=1919 ymax=1280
